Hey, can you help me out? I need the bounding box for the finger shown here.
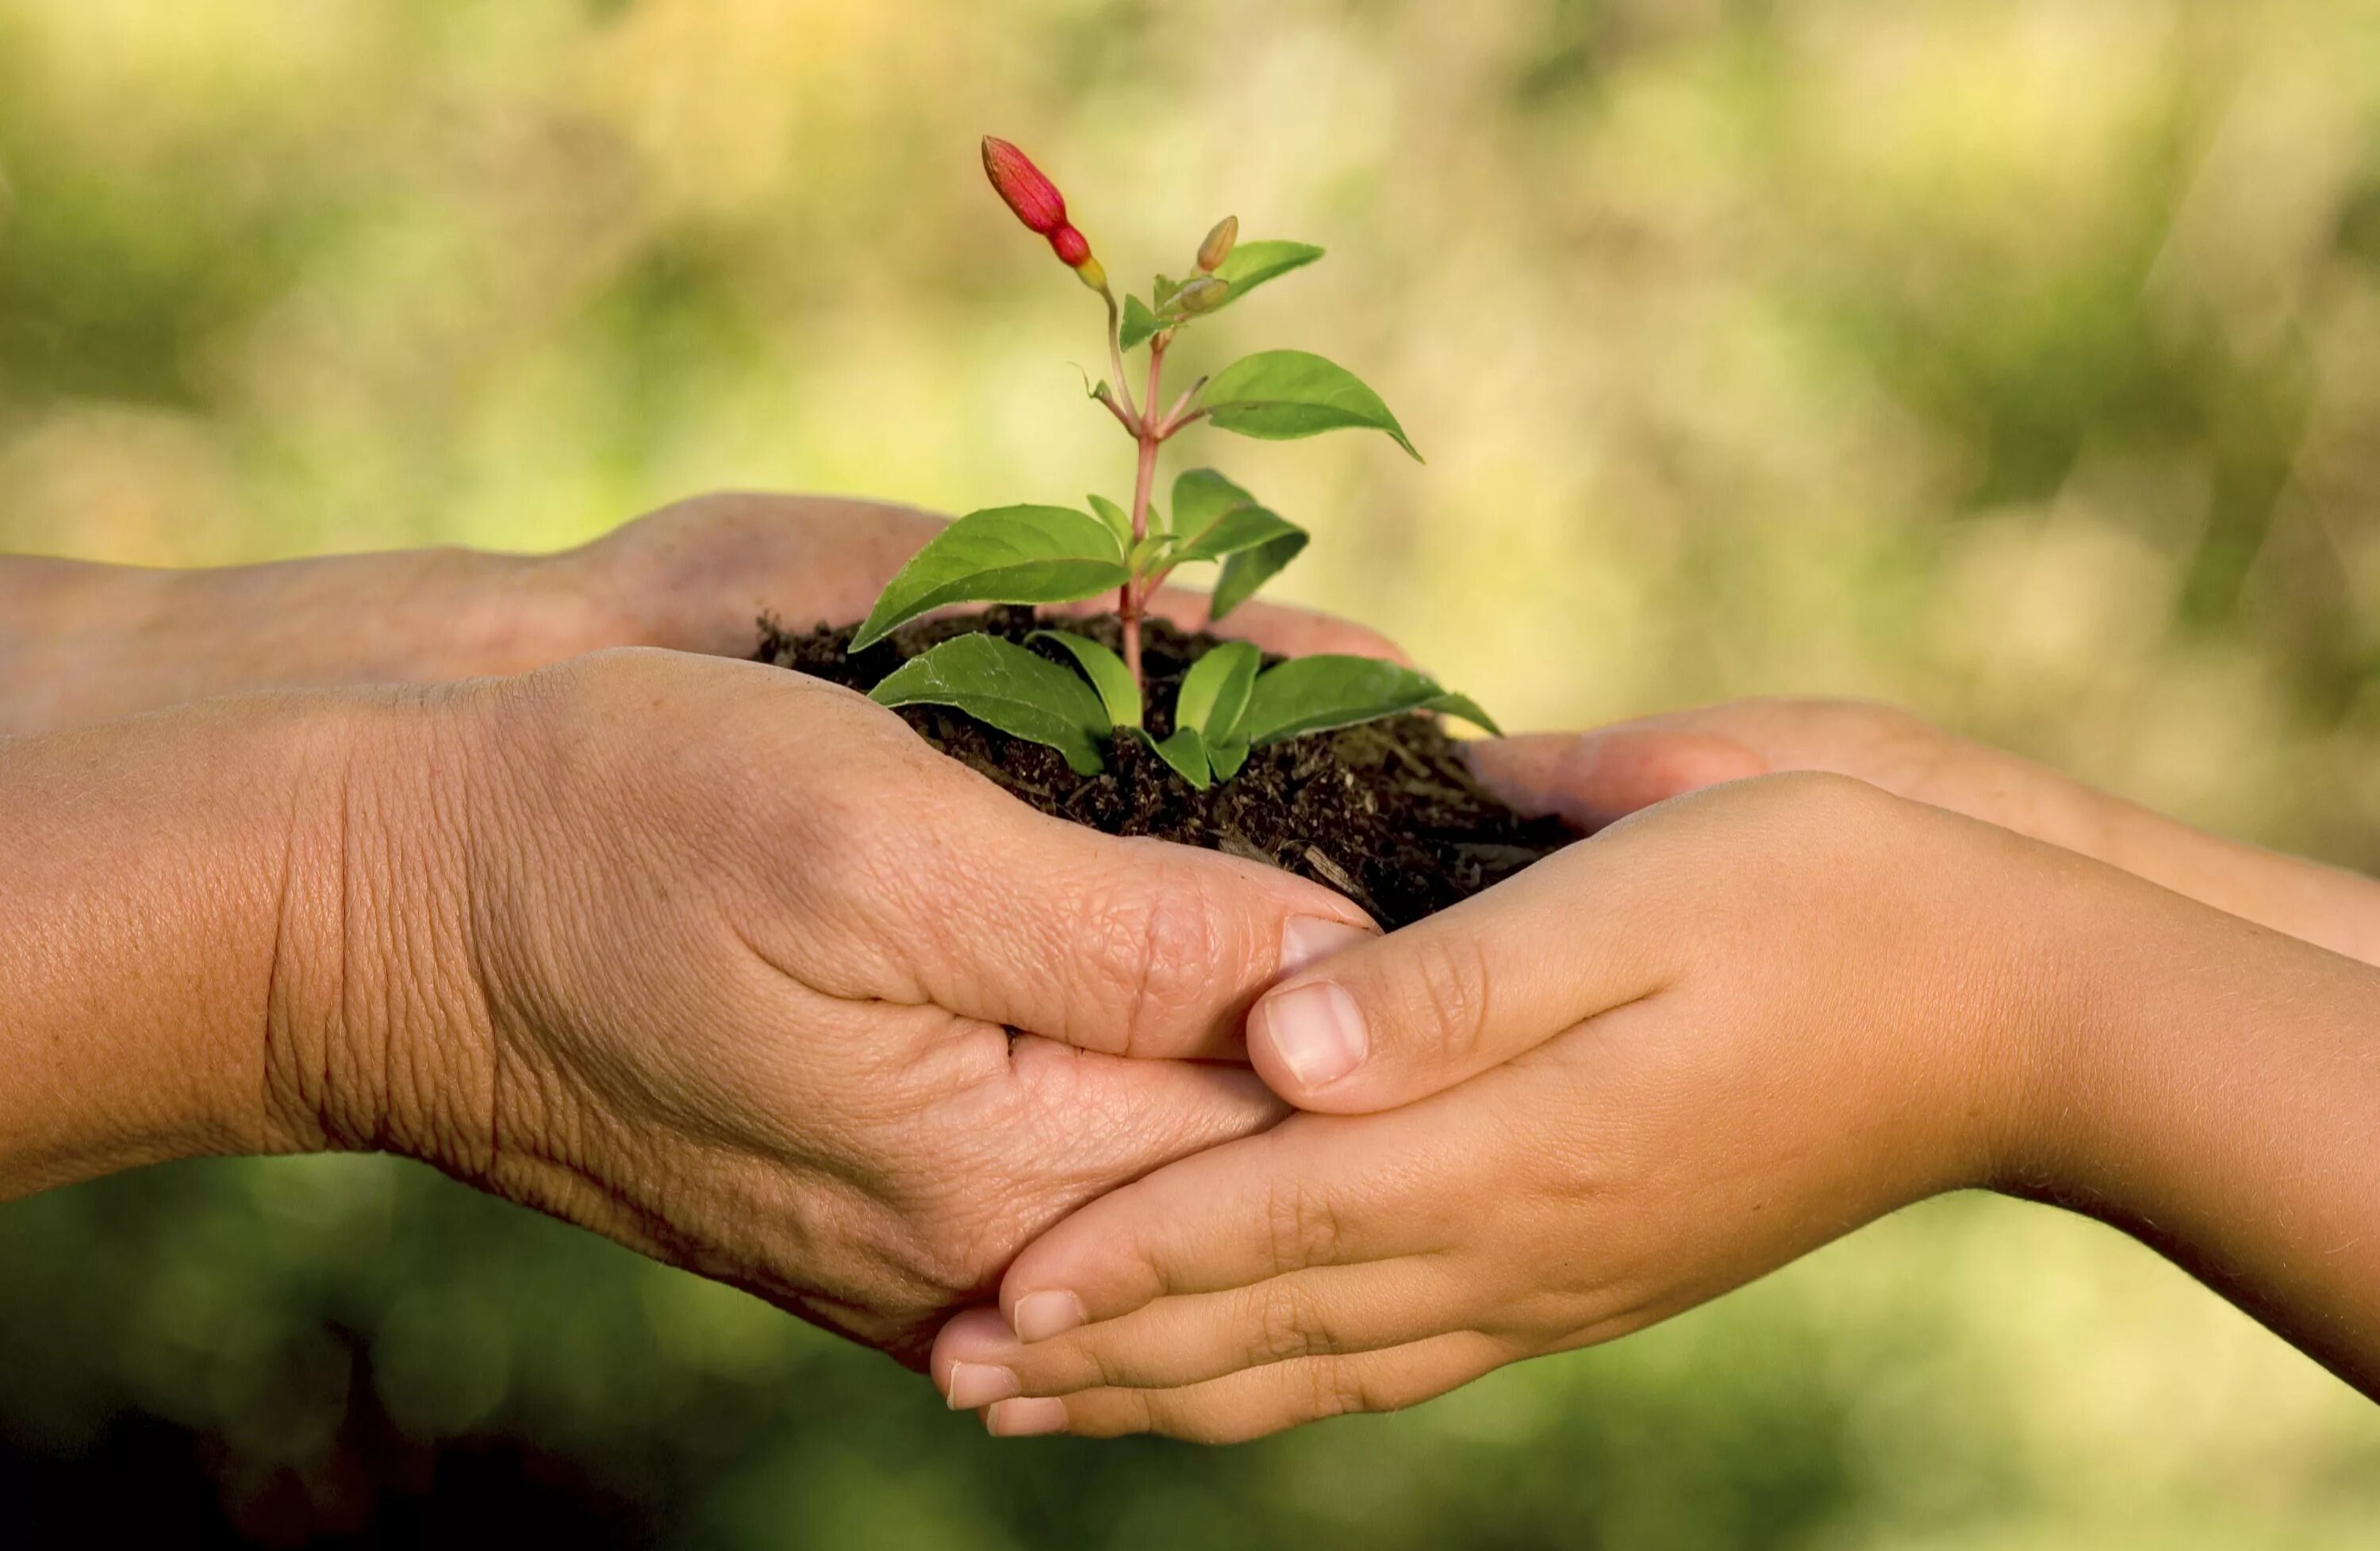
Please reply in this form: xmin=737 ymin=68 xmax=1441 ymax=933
xmin=937 ymin=1257 xmax=1474 ymax=1401
xmin=587 ymin=493 xmax=950 ymax=654
xmin=907 ymin=793 xmax=1379 ymax=1061
xmin=979 ymin=1331 xmax=1510 ymax=1442
xmin=1467 ymin=727 xmax=1767 ymax=829
xmin=996 ymin=1099 xmax=1480 ymax=1334
xmin=1045 ymin=590 xmax=1411 ymax=665
xmin=1242 ymin=831 xmax=1682 ymax=1111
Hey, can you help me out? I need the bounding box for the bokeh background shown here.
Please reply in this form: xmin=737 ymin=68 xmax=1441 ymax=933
xmin=6 ymin=0 xmax=2380 ymax=1544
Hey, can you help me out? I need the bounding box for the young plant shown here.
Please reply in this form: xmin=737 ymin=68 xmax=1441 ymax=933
xmin=854 ymin=136 xmax=1494 ymax=789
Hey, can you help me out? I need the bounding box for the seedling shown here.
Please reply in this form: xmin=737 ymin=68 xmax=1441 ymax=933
xmin=854 ymin=137 xmax=1494 ymax=789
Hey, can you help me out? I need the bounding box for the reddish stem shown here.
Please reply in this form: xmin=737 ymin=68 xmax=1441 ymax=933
xmin=1119 ymin=334 xmax=1169 ymax=692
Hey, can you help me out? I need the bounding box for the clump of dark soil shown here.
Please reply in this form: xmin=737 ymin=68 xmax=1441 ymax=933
xmin=757 ymin=607 xmax=1578 ymax=928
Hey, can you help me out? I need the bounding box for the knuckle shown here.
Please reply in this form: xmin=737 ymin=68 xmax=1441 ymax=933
xmin=1083 ymin=852 xmax=1234 ymax=1055
xmin=1264 ymin=1174 xmax=1344 ymax=1276
xmin=1402 ymin=931 xmax=1497 ymax=1071
xmin=1305 ymin=1356 xmax=1377 ymax=1420
xmin=1250 ymin=1280 xmax=1327 ymax=1365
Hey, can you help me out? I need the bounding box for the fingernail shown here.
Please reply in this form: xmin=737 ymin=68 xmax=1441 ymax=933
xmin=1255 ymin=981 xmax=1368 ymax=1089
xmin=985 ymin=1396 xmax=1070 ymax=1438
xmin=1011 ymin=1290 xmax=1087 ymax=1342
xmin=1280 ymin=916 xmax=1372 ymax=979
xmin=946 ymin=1362 xmax=1021 ymax=1411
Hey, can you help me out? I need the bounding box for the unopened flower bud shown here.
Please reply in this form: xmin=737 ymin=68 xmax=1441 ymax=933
xmin=1172 ymin=275 xmax=1230 ymax=314
xmin=982 ymin=135 xmax=1109 ymax=290
xmin=1196 ymin=215 xmax=1238 ymax=274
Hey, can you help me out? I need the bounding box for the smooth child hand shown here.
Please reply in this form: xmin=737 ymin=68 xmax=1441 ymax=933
xmin=1470 ymin=697 xmax=2380 ymax=966
xmin=930 ymin=772 xmax=2284 ymax=1438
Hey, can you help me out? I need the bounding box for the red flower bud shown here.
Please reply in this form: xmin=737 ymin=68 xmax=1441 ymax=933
xmin=982 ymin=135 xmax=1107 ymax=290
xmin=982 ymin=136 xmax=1067 ymax=235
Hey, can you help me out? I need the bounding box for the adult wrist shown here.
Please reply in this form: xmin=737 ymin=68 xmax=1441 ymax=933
xmin=255 ymin=681 xmax=504 ymax=1178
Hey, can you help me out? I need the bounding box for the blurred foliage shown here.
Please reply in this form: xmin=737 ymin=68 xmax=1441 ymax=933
xmin=6 ymin=0 xmax=2380 ymax=1545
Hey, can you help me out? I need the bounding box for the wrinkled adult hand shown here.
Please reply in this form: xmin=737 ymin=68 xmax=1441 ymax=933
xmin=1469 ymin=697 xmax=2380 ymax=965
xmin=274 ymin=647 xmax=1375 ymax=1364
xmin=927 ymin=774 xmax=2187 ymax=1437
xmin=2 ymin=492 xmax=1400 ymax=735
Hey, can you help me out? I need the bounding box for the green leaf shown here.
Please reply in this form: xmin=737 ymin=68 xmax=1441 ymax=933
xmin=1175 ymin=640 xmax=1261 ymax=739
xmin=1087 ymin=493 xmax=1134 ymax=551
xmin=869 ymin=634 xmax=1111 ymax=775
xmin=1211 ymin=531 xmax=1308 ymax=620
xmin=1173 ymin=504 xmax=1305 ymax=566
xmin=1207 ymin=240 xmax=1324 ymax=306
xmin=1166 ymin=470 xmax=1307 ymax=616
xmin=1238 ymin=655 xmax=1500 ymax=746
xmin=1127 ymin=532 xmax=1173 ymax=574
xmin=852 ymin=505 xmax=1127 ymax=650
xmin=1203 ymin=350 xmax=1421 ymax=460
xmin=1141 ymin=726 xmax=1212 ymax=789
xmin=1029 ymin=630 xmax=1142 ymax=729
xmin=1153 ymin=274 xmax=1183 ymax=309
xmin=1171 ymin=469 xmax=1257 ymax=536
xmin=1120 ymin=295 xmax=1161 ymax=351
xmin=1207 ymin=737 xmax=1251 ymax=781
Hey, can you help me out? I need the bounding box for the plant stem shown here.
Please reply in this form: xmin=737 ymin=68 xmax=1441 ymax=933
xmin=1101 ymin=286 xmax=1141 ymax=428
xmin=1119 ymin=332 xmax=1169 ymax=692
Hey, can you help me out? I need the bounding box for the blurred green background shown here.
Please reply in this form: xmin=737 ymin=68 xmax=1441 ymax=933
xmin=6 ymin=0 xmax=2380 ymax=1545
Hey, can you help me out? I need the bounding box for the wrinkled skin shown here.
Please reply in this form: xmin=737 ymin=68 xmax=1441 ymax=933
xmin=0 ymin=489 xmax=1401 ymax=735
xmin=264 ymin=648 xmax=1376 ymax=1365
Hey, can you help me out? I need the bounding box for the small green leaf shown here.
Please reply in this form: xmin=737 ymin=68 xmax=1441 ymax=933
xmin=1121 ymin=295 xmax=1161 ymax=351
xmin=1207 ymin=240 xmax=1324 ymax=306
xmin=1171 ymin=468 xmax=1257 ymax=536
xmin=1142 ymin=725 xmax=1213 ymax=789
xmin=1029 ymin=630 xmax=1142 ymax=729
xmin=1127 ymin=532 xmax=1173 ymax=574
xmin=1087 ymin=493 xmax=1134 ymax=551
xmin=869 ymin=634 xmax=1110 ymax=775
xmin=1153 ymin=274 xmax=1183 ymax=309
xmin=1238 ymin=655 xmax=1500 ymax=746
xmin=1175 ymin=640 xmax=1261 ymax=739
xmin=1203 ymin=350 xmax=1421 ymax=460
xmin=1211 ymin=532 xmax=1308 ymax=620
xmin=853 ymin=505 xmax=1127 ymax=650
xmin=1173 ymin=504 xmax=1305 ymax=566
xmin=1207 ymin=737 xmax=1251 ymax=781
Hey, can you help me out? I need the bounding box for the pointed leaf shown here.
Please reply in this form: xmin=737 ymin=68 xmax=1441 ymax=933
xmin=853 ymin=505 xmax=1127 ymax=650
xmin=1207 ymin=737 xmax=1251 ymax=781
xmin=1087 ymin=494 xmax=1134 ymax=551
xmin=1174 ymin=504 xmax=1305 ymax=566
xmin=1121 ymin=294 xmax=1161 ymax=351
xmin=1140 ymin=726 xmax=1213 ymax=789
xmin=1211 ymin=531 xmax=1309 ymax=620
xmin=1175 ymin=640 xmax=1261 ymax=739
xmin=869 ymin=634 xmax=1108 ymax=775
xmin=1203 ymin=350 xmax=1421 ymax=459
xmin=1171 ymin=468 xmax=1257 ymax=537
xmin=1029 ymin=630 xmax=1142 ymax=729
xmin=1239 ymin=655 xmax=1500 ymax=746
xmin=1127 ymin=532 xmax=1174 ymax=574
xmin=1207 ymin=240 xmax=1324 ymax=308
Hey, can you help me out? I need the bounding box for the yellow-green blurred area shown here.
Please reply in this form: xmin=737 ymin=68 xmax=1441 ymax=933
xmin=5 ymin=0 xmax=2380 ymax=1544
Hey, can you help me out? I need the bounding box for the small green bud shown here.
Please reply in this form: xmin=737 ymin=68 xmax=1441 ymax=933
xmin=1196 ymin=215 xmax=1238 ymax=274
xmin=1171 ymin=275 xmax=1230 ymax=315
